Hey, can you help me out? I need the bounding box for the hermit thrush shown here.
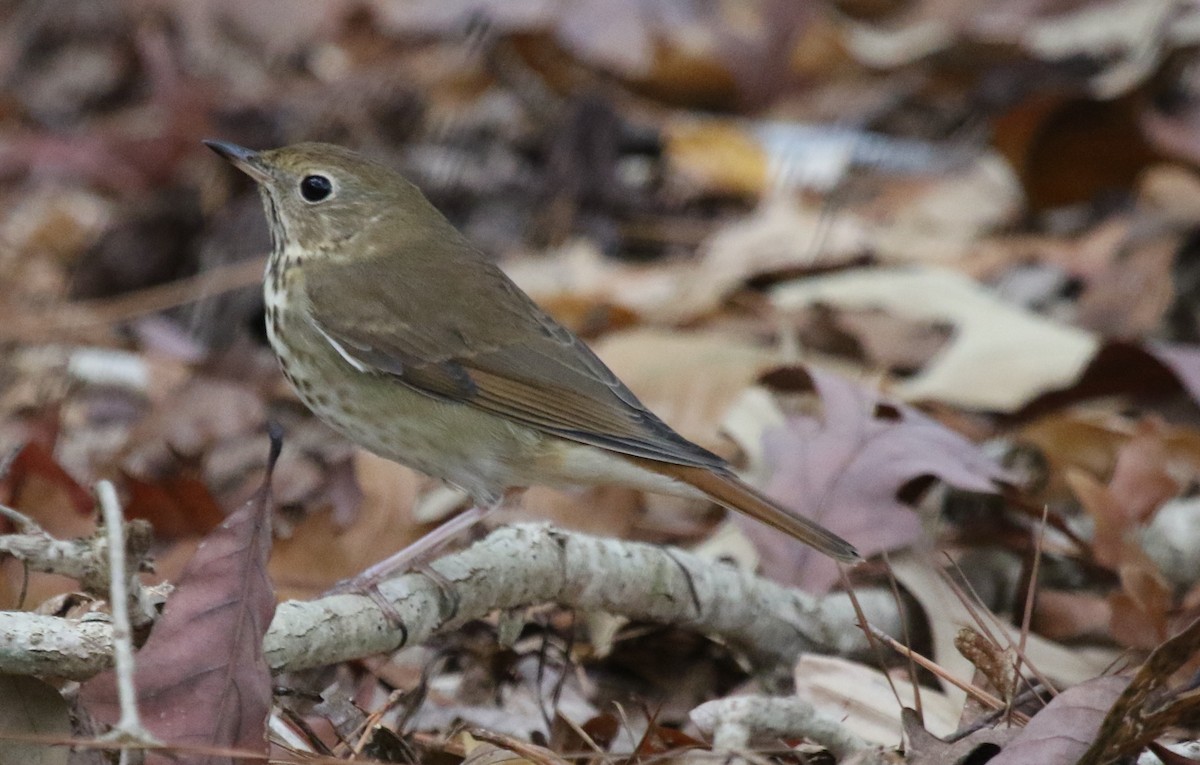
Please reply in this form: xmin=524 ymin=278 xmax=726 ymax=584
xmin=204 ymin=140 xmax=859 ymax=563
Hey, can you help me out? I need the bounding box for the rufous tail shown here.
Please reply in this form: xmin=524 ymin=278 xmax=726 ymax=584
xmin=641 ymin=461 xmax=861 ymax=563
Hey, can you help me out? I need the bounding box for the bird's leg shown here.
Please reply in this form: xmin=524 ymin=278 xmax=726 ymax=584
xmin=323 ymin=504 xmax=486 ymax=628
xmin=325 ymin=503 xmax=488 ymax=598
xmin=324 ymin=488 xmax=524 ymax=624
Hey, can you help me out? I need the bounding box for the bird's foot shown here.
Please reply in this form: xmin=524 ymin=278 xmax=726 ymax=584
xmin=323 ymin=505 xmax=487 ymax=626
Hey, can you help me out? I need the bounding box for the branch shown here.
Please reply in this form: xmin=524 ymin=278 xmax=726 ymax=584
xmin=0 ymin=524 xmax=906 ymax=680
xmin=0 ymin=504 xmax=161 ymax=628
xmin=689 ymin=696 xmax=881 ymax=762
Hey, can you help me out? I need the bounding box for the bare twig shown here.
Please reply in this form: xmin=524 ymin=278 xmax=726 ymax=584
xmin=689 ymin=696 xmax=881 ymax=762
xmin=0 ymin=502 xmax=161 ymax=628
xmin=94 ymin=481 xmax=160 ymax=758
xmin=866 ymin=624 xmax=1028 ymax=723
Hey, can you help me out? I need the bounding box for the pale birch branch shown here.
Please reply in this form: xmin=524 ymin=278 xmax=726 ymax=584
xmin=0 ymin=503 xmax=161 ymax=628
xmin=690 ymin=696 xmax=881 ymax=762
xmin=0 ymin=524 xmax=906 ymax=680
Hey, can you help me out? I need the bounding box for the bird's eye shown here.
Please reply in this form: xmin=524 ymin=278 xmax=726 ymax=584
xmin=299 ymin=174 xmax=333 ymax=203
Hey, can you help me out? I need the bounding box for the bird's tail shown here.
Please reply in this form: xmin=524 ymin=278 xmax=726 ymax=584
xmin=642 ymin=461 xmax=861 ymax=563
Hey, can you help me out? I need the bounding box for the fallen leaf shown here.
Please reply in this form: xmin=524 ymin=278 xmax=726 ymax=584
xmin=986 ymin=675 xmax=1129 ymax=765
xmin=514 ymin=485 xmax=642 ymax=540
xmin=794 ymin=304 xmax=953 ymax=376
xmin=1015 ymin=411 xmax=1137 ymax=506
xmin=121 ymin=469 xmax=225 ymax=540
xmin=1013 ymin=341 xmax=1200 ymax=421
xmin=1064 ymin=421 xmax=1177 ymax=646
xmin=772 ymin=267 xmax=1099 ymax=411
xmin=663 ymin=118 xmax=768 ymax=196
xmin=0 ymin=441 xmax=99 ymax=611
xmin=504 ymin=240 xmax=716 ymax=326
xmin=593 ymin=327 xmax=779 ymax=452
xmin=1066 ymin=470 xmax=1138 ymax=572
xmin=902 ymin=706 xmax=1016 ymax=765
xmin=860 ymin=153 xmax=1022 ymax=264
xmin=793 ymin=655 xmax=961 ymax=745
xmin=268 ymin=449 xmax=428 ymax=598
xmin=3 ymin=442 xmax=93 ymax=520
xmin=0 ymin=674 xmax=70 ymax=765
xmin=695 ymin=198 xmax=872 ymax=316
xmin=79 ymin=438 xmax=279 ymax=763
xmin=1074 ymin=226 xmax=1179 ymax=338
xmin=461 ymin=729 xmax=571 ymax=765
xmin=120 ymin=376 xmax=266 ymax=478
xmin=729 ymin=365 xmax=1006 ymax=591
xmin=1078 ymin=614 xmax=1200 ymax=763
xmin=1031 ymin=589 xmax=1112 ymax=643
xmin=1146 ymin=341 xmax=1200 ymax=407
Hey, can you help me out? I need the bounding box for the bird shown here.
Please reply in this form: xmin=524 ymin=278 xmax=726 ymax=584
xmin=203 ymin=140 xmax=860 ymax=567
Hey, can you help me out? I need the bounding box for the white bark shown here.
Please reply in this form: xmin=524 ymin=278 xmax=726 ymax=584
xmin=0 ymin=524 xmax=905 ymax=680
xmin=0 ymin=503 xmax=162 ymax=628
xmin=690 ymin=695 xmax=879 ymax=762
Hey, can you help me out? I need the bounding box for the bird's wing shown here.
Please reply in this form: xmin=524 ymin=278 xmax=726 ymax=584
xmin=302 ymin=256 xmax=727 ymax=470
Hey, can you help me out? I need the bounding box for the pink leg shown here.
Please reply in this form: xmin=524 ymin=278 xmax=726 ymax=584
xmin=325 ymin=504 xmax=488 ymax=596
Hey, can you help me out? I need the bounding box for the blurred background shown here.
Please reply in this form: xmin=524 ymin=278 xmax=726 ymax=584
xmin=4 ymin=0 xmax=1200 ymax=644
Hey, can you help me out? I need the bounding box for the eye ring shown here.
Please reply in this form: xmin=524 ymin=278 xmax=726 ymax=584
xmin=299 ymin=174 xmax=334 ymax=203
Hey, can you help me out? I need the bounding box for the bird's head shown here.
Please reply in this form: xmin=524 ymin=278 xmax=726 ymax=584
xmin=203 ymin=140 xmax=444 ymax=259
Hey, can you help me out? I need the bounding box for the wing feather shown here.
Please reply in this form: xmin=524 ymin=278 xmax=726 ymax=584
xmin=302 ymin=254 xmax=726 ymax=470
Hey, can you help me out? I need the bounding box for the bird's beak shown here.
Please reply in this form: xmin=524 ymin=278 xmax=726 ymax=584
xmin=203 ymin=139 xmax=272 ymax=184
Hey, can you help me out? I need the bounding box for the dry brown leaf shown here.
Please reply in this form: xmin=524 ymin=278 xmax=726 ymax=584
xmin=986 ymin=675 xmax=1130 ymax=765
xmin=461 ymin=729 xmax=571 ymax=765
xmin=121 ymin=469 xmax=225 ymax=540
xmin=1106 ymin=419 xmax=1181 ymax=525
xmin=793 ymin=655 xmax=961 ymax=745
xmin=1146 ymin=342 xmax=1200 ymax=410
xmin=1079 ymin=614 xmax=1200 ymax=763
xmin=1074 ymin=228 xmax=1179 ymax=338
xmin=696 ymin=197 xmax=872 ymax=310
xmin=1109 ymin=583 xmax=1171 ymax=650
xmin=905 ymin=714 xmax=1016 ymax=765
xmin=505 ymin=242 xmax=715 ymax=326
xmin=795 ymin=305 xmax=952 ymax=376
xmin=80 ymin=440 xmax=278 ymax=763
xmin=593 ymin=328 xmax=779 ymax=452
xmin=1064 ymin=460 xmax=1174 ymax=647
xmin=1066 ymin=469 xmax=1136 ymax=571
xmin=268 ymin=449 xmax=428 ymax=598
xmin=0 ymin=674 xmax=70 ymax=765
xmin=513 ymin=485 xmax=642 ymax=540
xmin=663 ymin=119 xmax=768 ymax=197
xmin=1016 ymin=412 xmax=1137 ymax=505
xmin=0 ymin=441 xmax=99 ymax=610
xmin=120 ymin=376 xmax=266 ymax=478
xmin=1031 ymin=589 xmax=1112 ymax=643
xmin=857 ymin=154 xmax=1022 ymax=264
xmin=772 ymin=267 xmax=1099 ymax=411
xmin=731 ymin=365 xmax=1005 ymax=591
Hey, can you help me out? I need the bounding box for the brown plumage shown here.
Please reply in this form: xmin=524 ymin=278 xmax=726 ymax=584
xmin=204 ymin=140 xmax=860 ymax=563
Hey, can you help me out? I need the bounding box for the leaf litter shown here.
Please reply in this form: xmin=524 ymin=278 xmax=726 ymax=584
xmin=4 ymin=0 xmax=1200 ymax=761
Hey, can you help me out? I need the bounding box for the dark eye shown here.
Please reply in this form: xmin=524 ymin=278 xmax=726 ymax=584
xmin=299 ymin=174 xmax=333 ymax=202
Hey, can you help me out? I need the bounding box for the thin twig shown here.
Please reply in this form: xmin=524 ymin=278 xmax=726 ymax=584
xmin=1015 ymin=504 xmax=1054 ymax=695
xmin=95 ymin=481 xmax=159 ymax=756
xmin=0 ymin=503 xmax=38 ymax=534
xmin=866 ymin=624 xmax=1028 ymax=723
xmin=940 ymin=554 xmax=1057 ymax=700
